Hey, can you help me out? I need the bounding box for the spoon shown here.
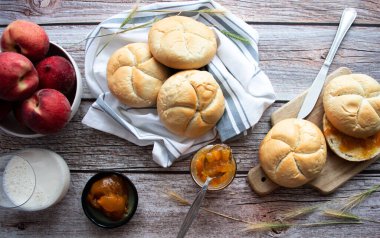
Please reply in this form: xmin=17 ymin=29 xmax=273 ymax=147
xmin=176 ymin=171 xmax=225 ymax=238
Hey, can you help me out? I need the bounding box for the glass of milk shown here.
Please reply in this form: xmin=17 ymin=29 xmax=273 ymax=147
xmin=0 ymin=148 xmax=70 ymax=211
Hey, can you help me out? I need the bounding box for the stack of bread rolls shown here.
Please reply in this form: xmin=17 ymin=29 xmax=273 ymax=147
xmin=258 ymin=72 xmax=380 ymax=189
xmin=106 ymin=16 xmax=225 ymax=138
xmin=322 ymin=73 xmax=380 ymax=161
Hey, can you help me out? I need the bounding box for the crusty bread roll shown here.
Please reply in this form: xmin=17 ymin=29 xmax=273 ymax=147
xmin=323 ymin=114 xmax=380 ymax=161
xmin=148 ymin=16 xmax=217 ymax=69
xmin=107 ymin=43 xmax=171 ymax=107
xmin=259 ymin=118 xmax=327 ymax=188
xmin=323 ymin=74 xmax=380 ymax=138
xmin=157 ymin=70 xmax=225 ymax=138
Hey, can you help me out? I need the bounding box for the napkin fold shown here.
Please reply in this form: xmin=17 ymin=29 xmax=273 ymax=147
xmin=82 ymin=0 xmax=276 ymax=167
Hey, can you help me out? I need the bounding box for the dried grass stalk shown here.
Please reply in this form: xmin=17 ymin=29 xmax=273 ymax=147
xmin=339 ymin=184 xmax=380 ymax=212
xmin=281 ymin=205 xmax=320 ymax=221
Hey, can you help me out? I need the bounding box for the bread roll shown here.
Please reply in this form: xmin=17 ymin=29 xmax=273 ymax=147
xmin=148 ymin=16 xmax=217 ymax=69
xmin=323 ymin=114 xmax=380 ymax=161
xmin=107 ymin=43 xmax=171 ymax=107
xmin=157 ymin=70 xmax=225 ymax=138
xmin=259 ymin=118 xmax=327 ymax=188
xmin=323 ymin=74 xmax=380 ymax=138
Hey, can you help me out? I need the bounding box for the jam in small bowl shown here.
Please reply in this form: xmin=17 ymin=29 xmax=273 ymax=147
xmin=81 ymin=172 xmax=138 ymax=228
xmin=190 ymin=144 xmax=237 ymax=191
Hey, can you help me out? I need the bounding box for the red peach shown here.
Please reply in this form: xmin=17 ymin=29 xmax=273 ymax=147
xmin=0 ymin=100 xmax=13 ymax=121
xmin=0 ymin=52 xmax=39 ymax=101
xmin=20 ymin=89 xmax=71 ymax=134
xmin=36 ymin=56 xmax=76 ymax=94
xmin=1 ymin=20 xmax=49 ymax=62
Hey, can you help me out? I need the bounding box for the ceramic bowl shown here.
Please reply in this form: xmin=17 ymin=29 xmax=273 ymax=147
xmin=0 ymin=41 xmax=82 ymax=138
xmin=81 ymin=172 xmax=138 ymax=228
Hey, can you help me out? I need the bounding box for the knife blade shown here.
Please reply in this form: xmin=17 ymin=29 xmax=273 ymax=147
xmin=297 ymin=8 xmax=357 ymax=119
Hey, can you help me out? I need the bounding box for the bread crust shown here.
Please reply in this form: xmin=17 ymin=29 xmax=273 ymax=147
xmin=323 ymin=74 xmax=380 ymax=138
xmin=157 ymin=70 xmax=225 ymax=138
xmin=148 ymin=16 xmax=217 ymax=69
xmin=107 ymin=43 xmax=171 ymax=107
xmin=259 ymin=118 xmax=327 ymax=188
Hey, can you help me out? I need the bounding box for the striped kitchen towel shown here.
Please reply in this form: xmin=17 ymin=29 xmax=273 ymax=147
xmin=82 ymin=0 xmax=276 ymax=167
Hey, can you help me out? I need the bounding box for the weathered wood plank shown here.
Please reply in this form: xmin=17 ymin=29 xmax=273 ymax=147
xmin=0 ymin=0 xmax=379 ymax=25
xmin=1 ymin=101 xmax=380 ymax=173
xmin=1 ymin=24 xmax=378 ymax=101
xmin=0 ymin=173 xmax=378 ymax=237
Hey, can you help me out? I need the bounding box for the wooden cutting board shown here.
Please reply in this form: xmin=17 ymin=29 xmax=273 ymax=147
xmin=247 ymin=67 xmax=380 ymax=196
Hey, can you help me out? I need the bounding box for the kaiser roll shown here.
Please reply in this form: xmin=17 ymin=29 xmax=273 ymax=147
xmin=323 ymin=114 xmax=380 ymax=161
xmin=148 ymin=16 xmax=217 ymax=69
xmin=107 ymin=43 xmax=171 ymax=107
xmin=157 ymin=70 xmax=225 ymax=138
xmin=259 ymin=118 xmax=327 ymax=188
xmin=323 ymin=74 xmax=380 ymax=138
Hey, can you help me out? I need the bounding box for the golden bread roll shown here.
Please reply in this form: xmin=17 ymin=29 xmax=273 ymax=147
xmin=323 ymin=74 xmax=380 ymax=138
xmin=148 ymin=16 xmax=217 ymax=69
xmin=107 ymin=43 xmax=171 ymax=107
xmin=323 ymin=114 xmax=380 ymax=161
xmin=157 ymin=70 xmax=225 ymax=138
xmin=259 ymin=118 xmax=327 ymax=188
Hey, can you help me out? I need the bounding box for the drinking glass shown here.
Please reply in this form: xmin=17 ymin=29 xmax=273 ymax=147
xmin=0 ymin=154 xmax=36 ymax=209
xmin=0 ymin=149 xmax=70 ymax=211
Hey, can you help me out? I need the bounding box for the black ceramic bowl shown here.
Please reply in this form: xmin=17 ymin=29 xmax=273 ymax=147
xmin=81 ymin=172 xmax=138 ymax=228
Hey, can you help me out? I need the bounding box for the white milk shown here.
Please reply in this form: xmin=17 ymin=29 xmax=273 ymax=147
xmin=3 ymin=149 xmax=70 ymax=211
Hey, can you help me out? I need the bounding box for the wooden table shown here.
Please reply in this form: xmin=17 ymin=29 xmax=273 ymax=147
xmin=1 ymin=1 xmax=379 ymax=237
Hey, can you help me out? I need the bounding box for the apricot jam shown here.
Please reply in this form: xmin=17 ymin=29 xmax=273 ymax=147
xmin=324 ymin=118 xmax=380 ymax=159
xmin=191 ymin=144 xmax=236 ymax=190
xmin=87 ymin=175 xmax=128 ymax=220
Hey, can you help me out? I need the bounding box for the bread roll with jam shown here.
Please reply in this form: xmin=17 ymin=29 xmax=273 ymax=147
xmin=148 ymin=16 xmax=217 ymax=69
xmin=157 ymin=70 xmax=225 ymax=138
xmin=107 ymin=43 xmax=171 ymax=107
xmin=323 ymin=74 xmax=380 ymax=138
xmin=323 ymin=114 xmax=380 ymax=161
xmin=259 ymin=119 xmax=327 ymax=188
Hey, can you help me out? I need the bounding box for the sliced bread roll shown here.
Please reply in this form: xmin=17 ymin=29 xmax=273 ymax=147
xmin=323 ymin=114 xmax=380 ymax=161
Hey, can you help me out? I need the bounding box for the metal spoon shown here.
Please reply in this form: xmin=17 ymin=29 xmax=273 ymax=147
xmin=176 ymin=171 xmax=225 ymax=238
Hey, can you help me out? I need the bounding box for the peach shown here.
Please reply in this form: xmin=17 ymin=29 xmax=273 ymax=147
xmin=0 ymin=52 xmax=39 ymax=101
xmin=1 ymin=20 xmax=49 ymax=62
xmin=0 ymin=100 xmax=13 ymax=121
xmin=36 ymin=56 xmax=76 ymax=94
xmin=19 ymin=89 xmax=71 ymax=134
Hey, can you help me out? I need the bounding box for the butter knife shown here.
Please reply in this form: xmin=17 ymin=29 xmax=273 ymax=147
xmin=297 ymin=8 xmax=357 ymax=119
xmin=176 ymin=176 xmax=213 ymax=238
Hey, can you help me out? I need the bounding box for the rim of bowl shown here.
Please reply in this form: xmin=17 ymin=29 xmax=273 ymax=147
xmin=190 ymin=144 xmax=237 ymax=191
xmin=0 ymin=41 xmax=82 ymax=138
xmin=81 ymin=172 xmax=139 ymax=229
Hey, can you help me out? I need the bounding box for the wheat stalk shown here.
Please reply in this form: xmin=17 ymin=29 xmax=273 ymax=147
xmin=163 ymin=189 xmax=254 ymax=224
xmin=338 ymin=184 xmax=380 ymax=212
xmin=243 ymin=221 xmax=362 ymax=232
xmin=323 ymin=209 xmax=380 ymax=223
xmin=281 ymin=205 xmax=320 ymax=221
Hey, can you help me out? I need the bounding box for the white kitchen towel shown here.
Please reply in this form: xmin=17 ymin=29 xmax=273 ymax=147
xmin=82 ymin=0 xmax=276 ymax=167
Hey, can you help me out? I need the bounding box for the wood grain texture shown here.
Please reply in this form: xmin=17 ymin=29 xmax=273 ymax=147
xmin=1 ymin=24 xmax=379 ymax=101
xmin=1 ymin=101 xmax=379 ymax=173
xmin=0 ymin=173 xmax=379 ymax=238
xmin=0 ymin=0 xmax=379 ymax=25
xmin=0 ymin=1 xmax=379 ymax=237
